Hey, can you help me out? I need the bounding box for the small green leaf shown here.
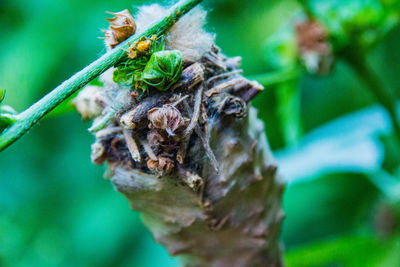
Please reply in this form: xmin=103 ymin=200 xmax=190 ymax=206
xmin=0 ymin=89 xmax=5 ymax=104
xmin=141 ymin=50 xmax=183 ymax=91
xmin=113 ymin=67 xmax=136 ymax=87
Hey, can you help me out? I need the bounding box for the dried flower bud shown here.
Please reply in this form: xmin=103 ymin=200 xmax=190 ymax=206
xmin=148 ymin=105 xmax=185 ymax=136
xmin=296 ymin=20 xmax=333 ymax=75
xmin=147 ymin=156 xmax=175 ymax=175
xmin=137 ymin=39 xmax=152 ymax=52
xmin=104 ymin=9 xmax=136 ymax=49
xmin=91 ymin=142 xmax=106 ymax=165
xmin=72 ymin=85 xmax=105 ymax=121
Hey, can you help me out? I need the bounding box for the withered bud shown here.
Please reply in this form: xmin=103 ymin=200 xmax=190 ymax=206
xmin=172 ymin=62 xmax=205 ymax=91
xmin=296 ymin=20 xmax=329 ymax=55
xmin=91 ymin=142 xmax=106 ymax=165
xmin=147 ymin=156 xmax=175 ymax=175
xmin=296 ymin=20 xmax=333 ymax=75
xmin=104 ymin=9 xmax=136 ymax=49
xmin=72 ymin=85 xmax=105 ymax=121
xmin=148 ymin=105 xmax=185 ymax=136
xmin=148 ymin=130 xmax=165 ymax=146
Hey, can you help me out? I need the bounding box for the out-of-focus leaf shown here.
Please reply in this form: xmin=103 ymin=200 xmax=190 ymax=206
xmin=380 ymin=134 xmax=400 ymax=173
xmin=306 ymin=0 xmax=399 ymax=51
xmin=282 ymin=172 xmax=380 ymax=247
xmin=276 ymin=80 xmax=303 ymax=146
xmin=263 ymin=23 xmax=304 ymax=146
xmin=263 ymin=24 xmax=299 ymax=70
xmin=285 ymin=234 xmax=400 ymax=267
xmin=276 ymin=104 xmax=394 ymax=183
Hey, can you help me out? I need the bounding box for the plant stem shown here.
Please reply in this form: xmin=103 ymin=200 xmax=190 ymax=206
xmin=247 ymin=68 xmax=300 ymax=88
xmin=0 ymin=0 xmax=202 ymax=152
xmin=345 ymin=54 xmax=400 ymax=140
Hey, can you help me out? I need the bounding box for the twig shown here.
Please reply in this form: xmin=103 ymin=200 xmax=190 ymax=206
xmin=177 ymin=85 xmax=203 ymax=163
xmin=345 ymin=53 xmax=400 ymax=140
xmin=141 ymin=139 xmax=157 ymax=160
xmin=182 ymin=98 xmax=219 ymax=172
xmin=89 ymin=110 xmax=116 ymax=133
xmin=171 ymin=94 xmax=189 ymax=107
xmin=247 ymin=68 xmax=300 ymax=88
xmin=184 ymin=85 xmax=203 ymax=137
xmin=0 ymin=0 xmax=203 ymax=151
xmin=123 ymin=129 xmax=141 ymax=162
xmin=206 ymin=70 xmax=242 ymax=86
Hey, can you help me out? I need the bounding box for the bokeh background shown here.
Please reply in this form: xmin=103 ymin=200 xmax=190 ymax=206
xmin=1 ymin=0 xmax=400 ymax=266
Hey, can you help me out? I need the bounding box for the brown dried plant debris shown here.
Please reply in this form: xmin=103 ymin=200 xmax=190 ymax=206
xmin=296 ymin=20 xmax=334 ymax=74
xmin=103 ymin=9 xmax=136 ymax=49
xmin=80 ymin=43 xmax=263 ymax=189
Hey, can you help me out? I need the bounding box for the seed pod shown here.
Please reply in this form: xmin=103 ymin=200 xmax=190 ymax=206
xmin=142 ymin=50 xmax=183 ymax=91
xmin=104 ymin=9 xmax=136 ymax=49
xmin=148 ymin=105 xmax=185 ymax=136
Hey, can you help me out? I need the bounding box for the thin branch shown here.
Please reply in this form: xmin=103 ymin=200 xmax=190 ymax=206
xmin=0 ymin=0 xmax=202 ymax=151
xmin=89 ymin=110 xmax=116 ymax=133
xmin=247 ymin=68 xmax=300 ymax=88
xmin=123 ymin=129 xmax=141 ymax=162
xmin=345 ymin=53 xmax=400 ymax=140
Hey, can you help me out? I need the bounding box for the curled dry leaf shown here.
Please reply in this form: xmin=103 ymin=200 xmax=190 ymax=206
xmin=104 ymin=9 xmax=136 ymax=49
xmin=148 ymin=105 xmax=185 ymax=136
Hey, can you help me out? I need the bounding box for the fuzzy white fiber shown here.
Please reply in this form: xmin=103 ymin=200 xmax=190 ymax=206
xmin=135 ymin=5 xmax=215 ymax=62
xmin=98 ymin=4 xmax=215 ymax=110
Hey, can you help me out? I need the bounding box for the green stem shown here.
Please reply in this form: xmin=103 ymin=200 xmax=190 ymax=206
xmin=247 ymin=68 xmax=300 ymax=88
xmin=345 ymin=54 xmax=400 ymax=140
xmin=0 ymin=0 xmax=202 ymax=152
xmin=88 ymin=110 xmax=116 ymax=133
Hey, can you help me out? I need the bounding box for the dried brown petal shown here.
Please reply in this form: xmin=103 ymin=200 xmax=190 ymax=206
xmin=104 ymin=9 xmax=136 ymax=49
xmin=148 ymin=105 xmax=185 ymax=136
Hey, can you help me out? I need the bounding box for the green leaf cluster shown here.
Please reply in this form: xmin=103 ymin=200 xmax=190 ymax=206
xmin=113 ymin=36 xmax=183 ymax=93
xmin=141 ymin=50 xmax=183 ymax=91
xmin=307 ymin=0 xmax=400 ymax=51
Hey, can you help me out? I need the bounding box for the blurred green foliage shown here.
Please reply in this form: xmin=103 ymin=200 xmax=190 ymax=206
xmin=1 ymin=0 xmax=400 ymax=266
